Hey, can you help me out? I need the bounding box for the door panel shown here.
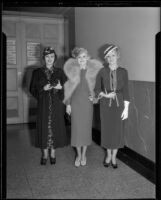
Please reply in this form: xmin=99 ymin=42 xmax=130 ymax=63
xmin=43 ymin=24 xmax=59 ymax=39
xmin=7 ymin=97 xmax=18 ymax=118
xmin=7 ymin=68 xmax=17 ymax=90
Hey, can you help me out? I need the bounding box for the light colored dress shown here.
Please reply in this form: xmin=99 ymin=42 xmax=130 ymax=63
xmin=70 ymin=69 xmax=93 ymax=147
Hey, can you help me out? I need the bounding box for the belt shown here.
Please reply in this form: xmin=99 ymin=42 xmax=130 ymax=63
xmin=107 ymin=90 xmax=120 ymax=107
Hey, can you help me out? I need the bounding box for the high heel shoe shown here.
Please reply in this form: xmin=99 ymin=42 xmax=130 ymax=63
xmin=49 ymin=148 xmax=56 ymax=165
xmin=75 ymin=157 xmax=81 ymax=167
xmin=103 ymin=157 xmax=111 ymax=167
xmin=50 ymin=157 xmax=56 ymax=165
xmin=40 ymin=157 xmax=47 ymax=165
xmin=111 ymin=161 xmax=118 ymax=169
xmin=80 ymin=157 xmax=87 ymax=166
xmin=103 ymin=161 xmax=111 ymax=167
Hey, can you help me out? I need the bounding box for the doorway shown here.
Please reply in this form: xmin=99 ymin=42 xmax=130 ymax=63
xmin=2 ymin=11 xmax=67 ymax=124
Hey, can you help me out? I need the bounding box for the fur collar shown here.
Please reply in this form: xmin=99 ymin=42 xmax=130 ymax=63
xmin=63 ymin=58 xmax=103 ymax=104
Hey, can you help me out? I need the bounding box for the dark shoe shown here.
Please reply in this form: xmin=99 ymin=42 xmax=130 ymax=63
xmin=40 ymin=157 xmax=47 ymax=165
xmin=103 ymin=161 xmax=111 ymax=167
xmin=111 ymin=162 xmax=118 ymax=169
xmin=50 ymin=157 xmax=56 ymax=165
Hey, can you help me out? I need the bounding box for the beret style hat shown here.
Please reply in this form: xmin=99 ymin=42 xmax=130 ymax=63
xmin=104 ymin=44 xmax=118 ymax=58
xmin=43 ymin=46 xmax=56 ymax=57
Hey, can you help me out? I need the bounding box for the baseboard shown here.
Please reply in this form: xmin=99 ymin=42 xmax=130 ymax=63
xmin=119 ymin=146 xmax=155 ymax=171
xmin=118 ymin=146 xmax=155 ymax=184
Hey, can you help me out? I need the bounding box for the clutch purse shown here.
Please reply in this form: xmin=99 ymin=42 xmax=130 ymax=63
xmin=51 ymin=79 xmax=59 ymax=87
xmin=64 ymin=112 xmax=71 ymax=125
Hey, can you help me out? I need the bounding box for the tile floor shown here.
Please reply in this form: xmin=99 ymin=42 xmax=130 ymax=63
xmin=6 ymin=124 xmax=155 ymax=199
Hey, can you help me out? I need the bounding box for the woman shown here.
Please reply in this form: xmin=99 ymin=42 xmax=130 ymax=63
xmin=63 ymin=47 xmax=103 ymax=167
xmin=94 ymin=44 xmax=130 ymax=168
xmin=30 ymin=46 xmax=68 ymax=165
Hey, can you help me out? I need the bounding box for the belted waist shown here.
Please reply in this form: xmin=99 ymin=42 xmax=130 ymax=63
xmin=106 ymin=90 xmax=122 ymax=93
xmin=106 ymin=90 xmax=121 ymax=107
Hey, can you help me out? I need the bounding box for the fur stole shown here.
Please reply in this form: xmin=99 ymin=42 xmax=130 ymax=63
xmin=63 ymin=58 xmax=103 ymax=104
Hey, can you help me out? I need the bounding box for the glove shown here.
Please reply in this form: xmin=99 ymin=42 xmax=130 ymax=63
xmin=121 ymin=101 xmax=130 ymax=120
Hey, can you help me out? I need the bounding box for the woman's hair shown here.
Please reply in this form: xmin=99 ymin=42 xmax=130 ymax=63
xmin=71 ymin=47 xmax=90 ymax=58
xmin=42 ymin=46 xmax=57 ymax=62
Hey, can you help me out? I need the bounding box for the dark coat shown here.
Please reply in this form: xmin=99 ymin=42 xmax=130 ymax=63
xmin=30 ymin=66 xmax=69 ymax=149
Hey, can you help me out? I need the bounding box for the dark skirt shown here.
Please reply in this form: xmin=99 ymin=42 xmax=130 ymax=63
xmin=100 ymin=93 xmax=125 ymax=149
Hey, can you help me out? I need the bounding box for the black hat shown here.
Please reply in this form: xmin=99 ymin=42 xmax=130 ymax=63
xmin=43 ymin=46 xmax=56 ymax=57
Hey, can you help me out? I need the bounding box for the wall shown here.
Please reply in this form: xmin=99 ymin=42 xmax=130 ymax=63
xmin=75 ymin=7 xmax=159 ymax=81
xmin=75 ymin=7 xmax=159 ymax=162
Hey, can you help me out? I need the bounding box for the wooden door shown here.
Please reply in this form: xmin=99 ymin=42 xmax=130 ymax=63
xmin=2 ymin=11 xmax=67 ymax=124
xmin=2 ymin=15 xmax=24 ymax=124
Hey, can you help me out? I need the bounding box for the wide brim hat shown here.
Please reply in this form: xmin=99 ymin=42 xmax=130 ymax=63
xmin=104 ymin=44 xmax=118 ymax=58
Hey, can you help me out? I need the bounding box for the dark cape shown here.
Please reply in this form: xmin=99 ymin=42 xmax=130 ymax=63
xmin=30 ymin=65 xmax=69 ymax=149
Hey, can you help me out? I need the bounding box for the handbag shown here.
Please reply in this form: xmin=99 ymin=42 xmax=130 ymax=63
xmin=64 ymin=112 xmax=71 ymax=125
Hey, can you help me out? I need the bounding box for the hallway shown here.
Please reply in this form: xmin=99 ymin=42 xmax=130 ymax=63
xmin=6 ymin=124 xmax=155 ymax=199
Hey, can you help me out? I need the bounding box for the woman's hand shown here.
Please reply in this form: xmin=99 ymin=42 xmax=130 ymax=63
xmin=88 ymin=95 xmax=94 ymax=101
xmin=53 ymin=80 xmax=62 ymax=90
xmin=66 ymin=105 xmax=71 ymax=115
xmin=88 ymin=95 xmax=99 ymax=104
xmin=43 ymin=84 xmax=53 ymax=91
xmin=98 ymin=92 xmax=106 ymax=99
